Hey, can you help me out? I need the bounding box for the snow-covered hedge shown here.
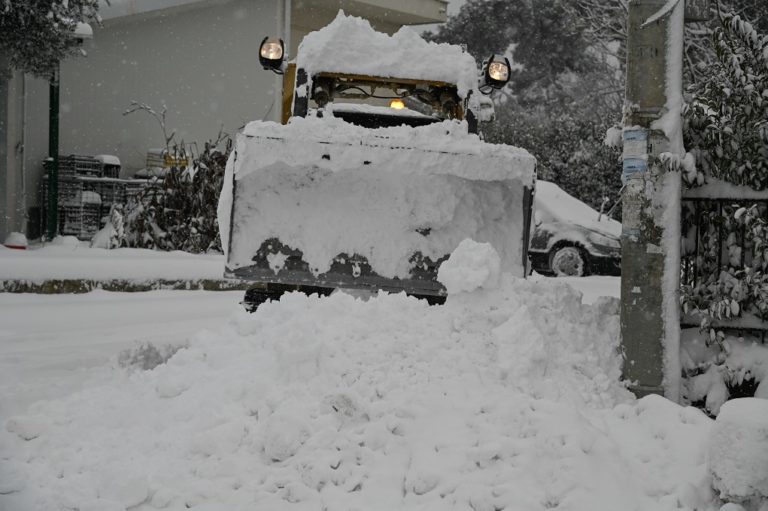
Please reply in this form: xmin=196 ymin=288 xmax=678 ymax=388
xmin=680 ymin=14 xmax=768 ymax=413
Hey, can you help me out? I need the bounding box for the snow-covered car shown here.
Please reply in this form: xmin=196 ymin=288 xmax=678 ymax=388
xmin=528 ymin=181 xmax=621 ymax=277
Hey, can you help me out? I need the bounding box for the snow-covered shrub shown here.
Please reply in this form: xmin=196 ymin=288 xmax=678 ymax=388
xmin=684 ymin=15 xmax=768 ymax=189
xmin=90 ymin=204 xmax=125 ymax=249
xmin=490 ymin=110 xmax=622 ymax=218
xmin=680 ymin=14 xmax=768 ymax=412
xmin=123 ymin=137 xmax=230 ymax=253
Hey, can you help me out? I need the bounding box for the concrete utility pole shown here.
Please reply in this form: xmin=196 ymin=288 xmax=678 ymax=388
xmin=621 ymin=0 xmax=709 ymax=399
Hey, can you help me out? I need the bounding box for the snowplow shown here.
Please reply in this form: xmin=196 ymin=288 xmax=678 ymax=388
xmin=218 ymin=13 xmax=537 ymax=310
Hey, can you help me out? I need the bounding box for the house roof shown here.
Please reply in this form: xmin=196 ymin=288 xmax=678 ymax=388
xmin=98 ymin=0 xmax=208 ymax=21
xmin=98 ymin=0 xmax=447 ymax=25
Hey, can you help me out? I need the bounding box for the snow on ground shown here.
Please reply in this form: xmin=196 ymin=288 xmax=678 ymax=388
xmin=0 ymin=290 xmax=243 ymax=422
xmin=0 ymin=270 xmax=721 ymax=511
xmin=0 ymin=239 xmax=225 ymax=282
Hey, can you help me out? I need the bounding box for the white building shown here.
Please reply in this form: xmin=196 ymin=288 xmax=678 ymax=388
xmin=0 ymin=0 xmax=447 ymax=240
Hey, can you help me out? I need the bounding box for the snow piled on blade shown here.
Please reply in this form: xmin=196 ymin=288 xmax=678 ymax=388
xmin=237 ymin=117 xmax=536 ymax=182
xmin=0 ymin=276 xmax=716 ymax=511
xmin=227 ymin=117 xmax=535 ymax=278
xmin=296 ymin=11 xmax=480 ymax=98
xmin=438 ymin=238 xmax=501 ymax=293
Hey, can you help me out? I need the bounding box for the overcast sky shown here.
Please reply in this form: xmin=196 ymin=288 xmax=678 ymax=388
xmin=447 ymin=0 xmax=466 ymax=15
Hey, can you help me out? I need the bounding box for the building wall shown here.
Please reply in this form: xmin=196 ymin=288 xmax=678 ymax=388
xmin=0 ymin=59 xmax=29 ymax=240
xmin=0 ymin=57 xmax=8 ymax=239
xmin=22 ymin=0 xmax=281 ymax=185
xmin=5 ymin=0 xmax=445 ymax=240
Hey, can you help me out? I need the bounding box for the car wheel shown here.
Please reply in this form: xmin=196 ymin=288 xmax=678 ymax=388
xmin=550 ymin=246 xmax=587 ymax=277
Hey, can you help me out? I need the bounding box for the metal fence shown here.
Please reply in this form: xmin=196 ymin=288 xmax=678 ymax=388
xmin=680 ymin=184 xmax=768 ymax=340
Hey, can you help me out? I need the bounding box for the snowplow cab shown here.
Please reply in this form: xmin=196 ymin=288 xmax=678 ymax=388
xmin=220 ymin=13 xmax=536 ymax=310
xmin=285 ymin=67 xmax=475 ymax=130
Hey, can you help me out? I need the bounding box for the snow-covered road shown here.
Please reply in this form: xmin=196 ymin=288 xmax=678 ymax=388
xmin=0 ymin=290 xmax=243 ymax=422
xmin=0 ymin=277 xmax=617 ymax=424
xmin=0 ymin=275 xmax=723 ymax=511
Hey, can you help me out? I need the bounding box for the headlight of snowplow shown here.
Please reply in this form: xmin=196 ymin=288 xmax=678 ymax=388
xmin=483 ymin=55 xmax=511 ymax=89
xmin=588 ymin=232 xmax=621 ymax=251
xmin=259 ymin=37 xmax=285 ymax=71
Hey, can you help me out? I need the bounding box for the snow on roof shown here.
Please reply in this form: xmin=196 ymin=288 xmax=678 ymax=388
xmin=295 ymin=12 xmax=480 ymax=99
xmin=94 ymin=155 xmax=121 ymax=166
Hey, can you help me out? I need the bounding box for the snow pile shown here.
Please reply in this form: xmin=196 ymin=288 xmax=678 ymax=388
xmin=296 ymin=12 xmax=480 ymax=98
xmin=225 ymin=116 xmax=535 ymax=279
xmin=437 ymin=238 xmax=501 ymax=293
xmin=2 ymin=275 xmax=721 ymax=511
xmin=3 ymin=232 xmax=28 ymax=249
xmin=709 ymin=398 xmax=768 ymax=502
xmin=0 ymin=241 xmax=225 ymax=281
xmin=237 ymin=117 xmax=535 ymax=183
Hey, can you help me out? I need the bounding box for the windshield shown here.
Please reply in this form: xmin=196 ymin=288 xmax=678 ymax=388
xmin=327 ymin=103 xmax=440 ymax=129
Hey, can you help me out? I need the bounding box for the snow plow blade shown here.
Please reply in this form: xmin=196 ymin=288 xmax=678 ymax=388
xmin=220 ymin=117 xmax=536 ymax=300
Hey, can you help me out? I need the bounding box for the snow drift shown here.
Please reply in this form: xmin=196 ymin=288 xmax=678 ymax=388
xmin=0 ymin=272 xmax=720 ymax=511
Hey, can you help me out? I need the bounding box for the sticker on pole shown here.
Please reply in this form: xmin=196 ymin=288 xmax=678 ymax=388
xmin=622 ymin=129 xmax=648 ymax=183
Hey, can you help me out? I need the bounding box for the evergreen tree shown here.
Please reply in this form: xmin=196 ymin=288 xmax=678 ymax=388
xmin=0 ymin=0 xmax=100 ymax=78
xmin=425 ymin=0 xmax=623 ymax=215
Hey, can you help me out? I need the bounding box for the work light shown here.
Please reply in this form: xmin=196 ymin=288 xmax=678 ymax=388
xmin=483 ymin=55 xmax=511 ymax=89
xmin=259 ymin=37 xmax=285 ymax=71
xmin=389 ymin=99 xmax=405 ymax=110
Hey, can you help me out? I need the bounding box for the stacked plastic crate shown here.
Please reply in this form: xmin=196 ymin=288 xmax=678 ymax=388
xmin=43 ymin=155 xmax=115 ymax=240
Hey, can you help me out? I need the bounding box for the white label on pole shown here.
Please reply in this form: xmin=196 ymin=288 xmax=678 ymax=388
xmin=647 ymin=243 xmax=663 ymax=254
xmin=622 ymin=129 xmax=648 ymax=183
xmin=623 ymin=129 xmax=648 ymax=159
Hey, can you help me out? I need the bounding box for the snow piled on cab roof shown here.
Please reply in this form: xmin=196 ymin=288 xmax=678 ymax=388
xmin=296 ymin=11 xmax=480 ymax=98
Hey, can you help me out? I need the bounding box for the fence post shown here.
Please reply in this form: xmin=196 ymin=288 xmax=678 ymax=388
xmin=620 ymin=0 xmax=688 ymax=400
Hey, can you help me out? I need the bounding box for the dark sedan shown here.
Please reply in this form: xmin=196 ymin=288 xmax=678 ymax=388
xmin=528 ymin=181 xmax=621 ymax=277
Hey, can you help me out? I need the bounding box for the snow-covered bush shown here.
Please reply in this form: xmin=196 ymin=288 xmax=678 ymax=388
xmin=90 ymin=204 xmax=125 ymax=249
xmin=680 ymin=14 xmax=768 ymax=411
xmin=489 ymin=109 xmax=622 ymax=217
xmin=684 ymin=15 xmax=768 ymax=189
xmin=124 ymin=137 xmax=230 ymax=253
